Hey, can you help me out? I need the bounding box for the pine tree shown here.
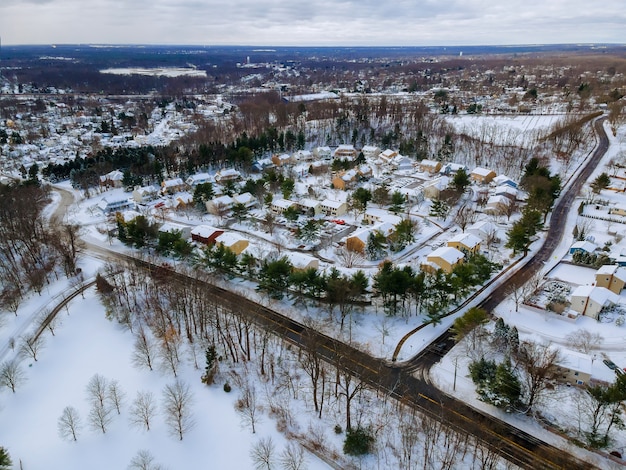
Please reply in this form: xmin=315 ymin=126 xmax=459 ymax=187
xmin=0 ymin=447 xmax=12 ymax=470
xmin=202 ymin=346 xmax=218 ymax=385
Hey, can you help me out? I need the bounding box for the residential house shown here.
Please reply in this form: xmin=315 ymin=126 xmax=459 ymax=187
xmin=422 ymin=246 xmax=465 ymax=274
xmin=251 ymin=158 xmax=274 ymax=173
xmin=361 ymin=145 xmax=381 ymax=159
xmin=595 ymin=265 xmax=626 ymax=294
xmin=555 ymin=351 xmax=592 ymax=385
xmin=447 ymin=232 xmax=482 ymax=255
xmin=422 ymin=176 xmax=449 ymax=200
xmin=297 ymin=198 xmax=322 ymax=216
xmin=320 ymin=199 xmax=348 ymax=217
xmin=132 ymin=185 xmax=159 ymax=204
xmin=378 ymin=149 xmax=398 ymax=164
xmin=312 ymin=146 xmax=332 ymax=161
xmin=363 ymin=208 xmax=402 ymax=226
xmin=492 ymin=174 xmax=518 ymax=189
xmin=440 ymin=163 xmax=467 ymax=176
xmin=214 ymin=232 xmax=249 ymax=255
xmin=206 ymin=195 xmax=234 ymax=215
xmin=471 ymin=167 xmax=497 ymax=184
xmin=159 ymin=222 xmax=192 ymax=240
xmin=190 ymin=225 xmax=224 ymax=245
xmin=215 ymin=168 xmax=241 ymax=183
xmin=161 ymin=178 xmax=185 ymax=195
xmin=467 ymin=220 xmax=498 ymax=243
xmin=484 ymin=195 xmax=511 ymax=215
xmin=271 ymin=153 xmax=294 ymax=167
xmin=357 ymin=164 xmax=373 ymax=179
xmin=185 ymin=172 xmax=214 ymax=188
xmin=332 ymin=169 xmax=358 ymax=190
xmin=172 ymin=192 xmax=193 ymax=210
xmin=99 ymin=169 xmax=124 ymax=188
xmin=294 ymin=150 xmax=313 ymax=162
xmin=569 ymin=240 xmax=598 ymax=255
xmin=285 ymin=252 xmax=319 ymax=271
xmin=393 ymin=156 xmax=414 ymax=172
xmin=232 ymin=192 xmax=257 ymax=209
xmin=270 ymin=198 xmax=298 ymax=215
xmin=570 ymin=285 xmax=620 ymax=320
xmin=333 ymin=144 xmax=357 ymax=161
xmin=494 ymin=185 xmax=518 ymax=200
xmin=419 ymin=159 xmax=443 ymax=174
xmin=346 ymin=222 xmax=396 ymax=253
xmin=97 ymin=195 xmax=134 ymax=213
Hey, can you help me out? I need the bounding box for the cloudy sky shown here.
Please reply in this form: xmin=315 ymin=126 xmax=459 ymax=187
xmin=1 ymin=0 xmax=625 ymax=46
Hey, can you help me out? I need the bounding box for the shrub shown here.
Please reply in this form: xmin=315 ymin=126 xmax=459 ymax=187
xmin=223 ymin=382 xmax=231 ymax=393
xmin=343 ymin=426 xmax=374 ymax=456
xmin=334 ymin=424 xmax=342 ymax=434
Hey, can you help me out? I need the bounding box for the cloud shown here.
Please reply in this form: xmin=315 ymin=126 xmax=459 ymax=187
xmin=0 ymin=0 xmax=624 ymax=45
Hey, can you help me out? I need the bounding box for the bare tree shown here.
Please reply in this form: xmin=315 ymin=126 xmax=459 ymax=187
xmin=158 ymin=327 xmax=182 ymax=377
xmin=86 ymin=374 xmax=109 ymax=408
xmin=279 ymin=442 xmax=307 ymax=470
xmin=129 ymin=390 xmax=157 ymax=432
xmin=108 ymin=379 xmax=126 ymax=415
xmin=566 ymin=329 xmax=604 ymax=354
xmin=335 ymin=246 xmax=365 ymax=268
xmin=58 ymin=406 xmax=82 ymax=442
xmin=162 ymin=379 xmax=194 ymax=440
xmin=89 ymin=401 xmax=113 ymax=434
xmin=250 ymin=437 xmax=276 ymax=470
xmin=236 ymin=382 xmax=261 ymax=433
xmin=0 ymin=360 xmax=26 ymax=393
xmin=128 ymin=449 xmax=166 ymax=470
xmin=515 ymin=340 xmax=562 ymax=413
xmin=132 ymin=327 xmax=156 ymax=371
xmin=19 ymin=334 xmax=45 ymax=362
xmin=453 ymin=204 xmax=477 ymax=232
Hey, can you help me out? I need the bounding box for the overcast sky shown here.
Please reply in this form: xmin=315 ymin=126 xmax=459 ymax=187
xmin=1 ymin=0 xmax=625 ymax=46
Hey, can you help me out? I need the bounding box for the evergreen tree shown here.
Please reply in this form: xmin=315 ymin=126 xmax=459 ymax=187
xmin=202 ymin=346 xmax=218 ymax=385
xmin=343 ymin=427 xmax=374 ymax=456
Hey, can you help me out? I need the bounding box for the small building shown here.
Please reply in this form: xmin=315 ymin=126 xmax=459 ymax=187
xmin=493 ymin=174 xmax=518 ymax=189
xmin=270 ymin=198 xmax=298 ymax=215
xmin=294 ymin=150 xmax=313 ymax=162
xmin=186 ymin=173 xmax=214 ymax=188
xmin=271 ymin=153 xmax=294 ymax=167
xmin=569 ymin=240 xmax=598 ymax=255
xmin=484 ymin=195 xmax=511 ymax=215
xmin=346 ymin=223 xmax=395 ymax=253
xmin=378 ymin=149 xmax=398 ymax=164
xmin=97 ymin=195 xmax=134 ymax=213
xmin=333 ymin=144 xmax=357 ymax=161
xmin=161 ymin=178 xmax=185 ymax=195
xmin=467 ymin=220 xmax=498 ymax=243
xmin=285 ymin=252 xmax=319 ymax=271
xmin=555 ymin=351 xmax=592 ymax=386
xmin=190 ymin=225 xmax=224 ymax=245
xmin=494 ymin=185 xmax=518 ymax=200
xmin=297 ymin=198 xmax=322 ymax=216
xmin=595 ymin=265 xmax=626 ymax=294
xmin=361 ymin=145 xmax=381 ymax=159
xmin=215 ymin=168 xmax=241 ymax=183
xmin=233 ymin=192 xmax=257 ymax=209
xmin=570 ymin=285 xmax=620 ymax=320
xmin=214 ymin=232 xmax=249 ymax=255
xmin=470 ymin=167 xmax=497 ymax=184
xmin=206 ymin=195 xmax=234 ymax=215
xmin=422 ymin=176 xmax=449 ymax=200
xmin=159 ymin=222 xmax=192 ymax=240
xmin=419 ymin=159 xmax=443 ymax=174
xmin=608 ymin=206 xmax=626 ymax=217
xmin=320 ymin=199 xmax=348 ymax=217
xmin=312 ymin=146 xmax=332 ymax=160
xmin=99 ymin=170 xmax=124 ymax=189
xmin=332 ymin=169 xmax=358 ymax=190
xmin=422 ymin=246 xmax=465 ymax=274
xmin=363 ymin=208 xmax=402 ymax=226
xmin=132 ymin=185 xmax=159 ymax=204
xmin=447 ymin=232 xmax=482 ymax=255
xmin=440 ymin=162 xmax=468 ymax=176
xmin=394 ymin=157 xmax=414 ymax=172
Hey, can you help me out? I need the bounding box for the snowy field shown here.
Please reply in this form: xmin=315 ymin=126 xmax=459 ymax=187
xmin=0 ymin=284 xmax=330 ymax=470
